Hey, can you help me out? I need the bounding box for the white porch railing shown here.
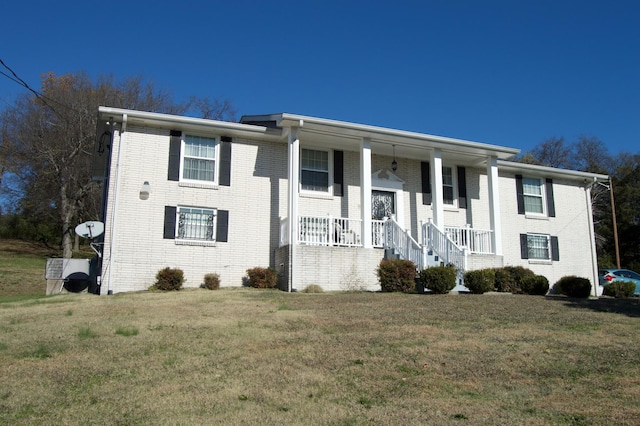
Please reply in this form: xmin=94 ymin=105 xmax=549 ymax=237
xmin=384 ymin=217 xmax=424 ymax=270
xmin=298 ymin=216 xmax=362 ymax=247
xmin=372 ymin=219 xmax=385 ymax=248
xmin=423 ymin=219 xmax=467 ymax=271
xmin=444 ymin=225 xmax=493 ymax=254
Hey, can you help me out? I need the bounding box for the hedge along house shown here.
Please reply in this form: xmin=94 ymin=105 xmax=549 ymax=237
xmin=93 ymin=107 xmax=608 ymax=295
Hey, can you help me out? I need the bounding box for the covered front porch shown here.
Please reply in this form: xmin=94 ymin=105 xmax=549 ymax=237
xmin=241 ymin=113 xmax=518 ymax=291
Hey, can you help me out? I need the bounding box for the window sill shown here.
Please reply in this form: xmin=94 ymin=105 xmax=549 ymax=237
xmin=300 ymin=191 xmax=333 ymax=200
xmin=528 ymin=259 xmax=552 ymax=265
xmin=175 ymin=239 xmax=217 ymax=247
xmin=444 ymin=206 xmax=460 ymax=212
xmin=179 ymin=181 xmax=219 ymax=190
xmin=525 ymin=214 xmax=549 ymax=221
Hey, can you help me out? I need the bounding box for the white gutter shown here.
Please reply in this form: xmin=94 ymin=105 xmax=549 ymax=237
xmin=106 ymin=114 xmax=127 ymax=295
xmin=98 ymin=107 xmax=282 ymax=141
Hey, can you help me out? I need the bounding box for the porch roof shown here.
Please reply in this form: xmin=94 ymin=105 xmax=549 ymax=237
xmin=240 ymin=112 xmax=521 ymax=164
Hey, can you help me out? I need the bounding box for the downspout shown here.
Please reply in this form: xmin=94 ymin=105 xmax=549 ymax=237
xmin=106 ymin=114 xmax=127 ymax=295
xmin=585 ymin=177 xmax=599 ymax=297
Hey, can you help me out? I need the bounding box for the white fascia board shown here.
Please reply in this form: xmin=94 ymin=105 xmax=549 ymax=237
xmin=274 ymin=113 xmax=521 ymax=159
xmin=498 ymin=159 xmax=609 ymax=182
xmin=98 ymin=107 xmax=283 ymax=141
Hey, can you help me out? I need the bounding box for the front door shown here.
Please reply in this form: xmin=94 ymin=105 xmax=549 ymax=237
xmin=372 ymin=190 xmax=395 ymax=220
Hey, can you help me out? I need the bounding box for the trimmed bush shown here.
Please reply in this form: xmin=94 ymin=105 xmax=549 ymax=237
xmin=502 ymin=266 xmax=536 ymax=293
xmin=419 ymin=265 xmax=457 ymax=294
xmin=603 ymin=281 xmax=636 ymax=298
xmin=154 ymin=267 xmax=184 ymax=291
xmin=464 ymin=269 xmax=495 ymax=294
xmin=494 ymin=268 xmax=515 ymax=293
xmin=203 ymin=273 xmax=220 ymax=290
xmin=521 ymin=275 xmax=549 ymax=295
xmin=556 ymin=276 xmax=592 ymax=298
xmin=303 ymin=284 xmax=324 ymax=293
xmin=377 ymin=259 xmax=417 ymax=293
xmin=246 ymin=267 xmax=278 ymax=289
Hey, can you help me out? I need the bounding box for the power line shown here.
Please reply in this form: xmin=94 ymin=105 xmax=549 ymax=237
xmin=0 ymin=59 xmax=76 ymax=114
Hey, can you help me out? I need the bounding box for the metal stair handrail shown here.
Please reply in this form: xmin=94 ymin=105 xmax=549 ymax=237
xmin=384 ymin=217 xmax=424 ymax=270
xmin=423 ymin=219 xmax=467 ymax=271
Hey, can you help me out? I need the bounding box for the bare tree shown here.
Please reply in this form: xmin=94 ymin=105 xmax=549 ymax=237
xmin=0 ymin=72 xmax=235 ymax=257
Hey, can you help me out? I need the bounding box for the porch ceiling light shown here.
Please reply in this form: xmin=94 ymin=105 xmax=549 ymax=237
xmin=391 ymin=145 xmax=397 ymax=171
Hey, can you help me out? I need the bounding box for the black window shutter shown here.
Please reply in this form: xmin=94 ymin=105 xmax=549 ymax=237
xmin=168 ymin=130 xmax=182 ymax=181
xmin=546 ymin=178 xmax=556 ymax=217
xmin=516 ymin=175 xmax=525 ymax=214
xmin=219 ymin=136 xmax=232 ymax=186
xmin=457 ymin=166 xmax=467 ymax=209
xmin=421 ymin=161 xmax=432 ymax=205
xmin=520 ymin=233 xmax=529 ymax=259
xmin=334 ymin=150 xmax=344 ymax=197
xmin=216 ymin=210 xmax=229 ymax=242
xmin=550 ymin=236 xmax=559 ymax=261
xmin=163 ymin=206 xmax=177 ymax=239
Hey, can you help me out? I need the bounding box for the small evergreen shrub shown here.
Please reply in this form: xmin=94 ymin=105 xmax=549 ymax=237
xmin=603 ymin=281 xmax=636 ymax=298
xmin=502 ymin=266 xmax=536 ymax=293
xmin=203 ymin=273 xmax=220 ymax=290
xmin=493 ymin=268 xmax=515 ymax=293
xmin=419 ymin=265 xmax=457 ymax=294
xmin=377 ymin=259 xmax=417 ymax=293
xmin=246 ymin=267 xmax=278 ymax=289
xmin=521 ymin=275 xmax=549 ymax=295
xmin=464 ymin=269 xmax=495 ymax=294
xmin=303 ymin=284 xmax=324 ymax=293
xmin=556 ymin=276 xmax=592 ymax=298
xmin=154 ymin=267 xmax=184 ymax=291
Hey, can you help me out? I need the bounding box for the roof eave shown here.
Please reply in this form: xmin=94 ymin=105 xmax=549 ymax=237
xmin=99 ymin=107 xmax=283 ymax=141
xmin=498 ymin=159 xmax=609 ymax=182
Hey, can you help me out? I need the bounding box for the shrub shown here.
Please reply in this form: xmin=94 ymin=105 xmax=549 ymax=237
xmin=603 ymin=281 xmax=636 ymax=298
xmin=154 ymin=267 xmax=184 ymax=291
xmin=502 ymin=266 xmax=536 ymax=293
xmin=556 ymin=276 xmax=592 ymax=298
xmin=203 ymin=273 xmax=220 ymax=290
xmin=377 ymin=259 xmax=417 ymax=293
xmin=303 ymin=284 xmax=324 ymax=293
xmin=521 ymin=275 xmax=549 ymax=295
xmin=464 ymin=269 xmax=495 ymax=294
xmin=419 ymin=265 xmax=457 ymax=294
xmin=246 ymin=267 xmax=278 ymax=289
xmin=493 ymin=268 xmax=515 ymax=293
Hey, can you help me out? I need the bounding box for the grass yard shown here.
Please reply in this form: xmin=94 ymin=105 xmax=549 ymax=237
xmin=0 ymin=239 xmax=58 ymax=297
xmin=1 ymin=288 xmax=639 ymax=425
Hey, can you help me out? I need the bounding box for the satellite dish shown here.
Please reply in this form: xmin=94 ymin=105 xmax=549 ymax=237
xmin=75 ymin=221 xmax=104 ymax=239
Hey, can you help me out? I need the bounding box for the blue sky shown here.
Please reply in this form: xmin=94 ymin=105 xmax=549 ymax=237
xmin=1 ymin=0 xmax=638 ymax=155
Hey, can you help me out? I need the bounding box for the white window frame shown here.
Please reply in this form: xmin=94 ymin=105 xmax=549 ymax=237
xmin=442 ymin=165 xmax=457 ymax=207
xmin=527 ymin=233 xmax=551 ymax=261
xmin=176 ymin=206 xmax=217 ymax=242
xmin=180 ymin=134 xmax=220 ymax=185
xmin=522 ymin=177 xmax=546 ymax=216
xmin=300 ymin=147 xmax=333 ymax=195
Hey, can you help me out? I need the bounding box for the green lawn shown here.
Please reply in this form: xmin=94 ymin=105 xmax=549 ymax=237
xmin=1 ymin=288 xmax=639 ymax=425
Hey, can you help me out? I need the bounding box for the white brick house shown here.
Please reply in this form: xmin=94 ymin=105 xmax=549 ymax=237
xmin=93 ymin=107 xmax=607 ymax=295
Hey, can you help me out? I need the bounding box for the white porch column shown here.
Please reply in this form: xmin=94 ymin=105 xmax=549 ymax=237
xmin=287 ymin=125 xmax=301 ymax=292
xmin=361 ymin=138 xmax=372 ymax=248
xmin=430 ymin=149 xmax=444 ymax=228
xmin=487 ymin=156 xmax=503 ymax=255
